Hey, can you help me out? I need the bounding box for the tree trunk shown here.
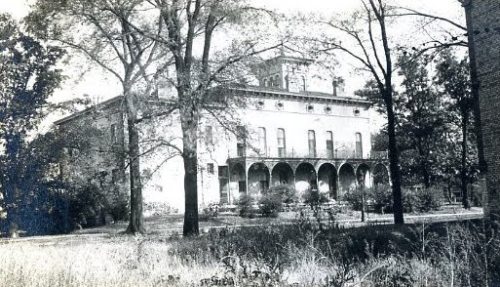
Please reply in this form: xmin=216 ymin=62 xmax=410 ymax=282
xmin=385 ymin=89 xmax=405 ymax=225
xmin=417 ymin=138 xmax=431 ymax=188
xmin=181 ymin=103 xmax=200 ymax=237
xmin=125 ymin=93 xmax=146 ymax=234
xmin=461 ymin=110 xmax=470 ymax=209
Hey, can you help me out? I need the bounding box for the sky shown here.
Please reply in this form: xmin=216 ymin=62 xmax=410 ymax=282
xmin=0 ymin=0 xmax=466 ymax=131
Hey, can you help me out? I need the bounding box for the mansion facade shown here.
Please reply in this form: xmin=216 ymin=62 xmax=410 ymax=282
xmin=55 ymin=55 xmax=389 ymax=212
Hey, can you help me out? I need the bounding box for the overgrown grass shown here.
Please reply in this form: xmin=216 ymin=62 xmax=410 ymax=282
xmin=1 ymin=218 xmax=499 ymax=286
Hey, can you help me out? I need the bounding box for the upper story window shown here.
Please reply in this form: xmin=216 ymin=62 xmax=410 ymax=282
xmin=285 ymin=75 xmax=290 ymax=91
xmin=277 ymin=128 xmax=286 ymax=157
xmin=355 ymin=132 xmax=363 ymax=158
xmin=302 ymin=76 xmax=307 ymax=91
xmin=326 ymin=131 xmax=334 ymax=159
xmin=258 ymin=127 xmax=267 ymax=157
xmin=207 ymin=163 xmax=215 ymax=174
xmin=236 ymin=126 xmax=246 ymax=157
xmin=205 ymin=126 xmax=213 ymax=145
xmin=110 ymin=124 xmax=118 ymax=144
xmin=308 ymin=130 xmax=316 ymax=157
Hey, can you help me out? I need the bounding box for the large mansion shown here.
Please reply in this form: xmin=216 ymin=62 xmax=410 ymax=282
xmin=55 ymin=55 xmax=389 ymax=212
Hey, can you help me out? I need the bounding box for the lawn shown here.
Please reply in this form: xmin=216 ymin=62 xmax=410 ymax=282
xmin=0 ymin=206 xmax=494 ymax=287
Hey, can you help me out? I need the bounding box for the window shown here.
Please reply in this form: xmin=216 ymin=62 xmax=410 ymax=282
xmin=302 ymin=76 xmax=307 ymax=91
xmin=258 ymin=127 xmax=267 ymax=156
xmin=285 ymin=75 xmax=290 ymax=90
xmin=207 ymin=163 xmax=215 ymax=174
xmin=307 ymin=104 xmax=314 ymax=113
xmin=205 ymin=126 xmax=213 ymax=145
xmin=355 ymin=132 xmax=363 ymax=158
xmin=218 ymin=166 xmax=229 ymax=204
xmin=274 ymin=75 xmax=280 ymax=88
xmin=308 ymin=130 xmax=316 ymax=157
xmin=110 ymin=124 xmax=118 ymax=144
xmin=326 ymin=131 xmax=334 ymax=159
xmin=236 ymin=126 xmax=246 ymax=157
xmin=277 ymin=128 xmax=286 ymax=157
xmin=263 ymin=79 xmax=268 ymax=87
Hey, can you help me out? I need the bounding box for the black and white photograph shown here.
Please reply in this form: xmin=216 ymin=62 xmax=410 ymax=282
xmin=0 ymin=0 xmax=499 ymax=286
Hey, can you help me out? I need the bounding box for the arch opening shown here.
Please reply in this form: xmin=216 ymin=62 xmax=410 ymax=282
xmin=338 ymin=163 xmax=356 ymax=196
xmin=248 ymin=162 xmax=270 ymax=196
xmin=318 ymin=163 xmax=338 ymax=199
xmin=271 ymin=162 xmax=294 ymax=187
xmin=356 ymin=163 xmax=371 ymax=189
xmin=295 ymin=162 xmax=317 ymax=197
xmin=373 ymin=163 xmax=390 ymax=186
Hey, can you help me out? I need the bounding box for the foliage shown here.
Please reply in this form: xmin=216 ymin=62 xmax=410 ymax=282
xmin=404 ymin=187 xmax=443 ymax=213
xmin=237 ymin=194 xmax=256 ymax=218
xmin=395 ymin=53 xmax=447 ymax=188
xmin=302 ymin=189 xmax=329 ymax=207
xmin=199 ymin=204 xmax=219 ymax=221
xmin=371 ymin=185 xmax=394 ymax=214
xmin=258 ymin=193 xmax=282 ymax=218
xmin=0 ymin=14 xmax=64 ymax=235
xmin=268 ymin=184 xmax=298 ymax=204
xmin=342 ymin=187 xmax=365 ymax=211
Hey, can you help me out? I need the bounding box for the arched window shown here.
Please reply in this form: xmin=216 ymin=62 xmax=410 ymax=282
xmin=277 ymin=128 xmax=286 ymax=157
xmin=308 ymin=130 xmax=316 ymax=157
xmin=258 ymin=127 xmax=267 ymax=156
xmin=326 ymin=131 xmax=334 ymax=158
xmin=355 ymin=132 xmax=363 ymax=158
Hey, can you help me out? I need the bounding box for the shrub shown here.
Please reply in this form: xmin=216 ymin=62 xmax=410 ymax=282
xmin=268 ymin=184 xmax=297 ymax=204
xmin=200 ymin=203 xmax=219 ymax=221
xmin=302 ymin=189 xmax=329 ymax=207
xmin=342 ymin=187 xmax=364 ymax=211
xmin=370 ymin=184 xmax=393 ymax=213
xmin=238 ymin=194 xmax=256 ymax=218
xmin=258 ymin=193 xmax=282 ymax=217
xmin=412 ymin=187 xmax=442 ymax=212
xmin=143 ymin=202 xmax=178 ymax=217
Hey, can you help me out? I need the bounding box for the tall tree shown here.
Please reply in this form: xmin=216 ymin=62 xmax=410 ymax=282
xmin=396 ymin=53 xmax=446 ymax=187
xmin=0 ymin=14 xmax=64 ymax=236
xmin=435 ymin=50 xmax=474 ymax=209
xmin=27 ymin=0 xmax=168 ymax=234
xmin=316 ymin=0 xmax=404 ymax=224
xmin=140 ymin=0 xmax=283 ymax=236
xmin=389 ymin=3 xmax=488 ymax=196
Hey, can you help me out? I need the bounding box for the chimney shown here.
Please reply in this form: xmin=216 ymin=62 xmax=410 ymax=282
xmin=332 ymin=77 xmax=344 ymax=97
